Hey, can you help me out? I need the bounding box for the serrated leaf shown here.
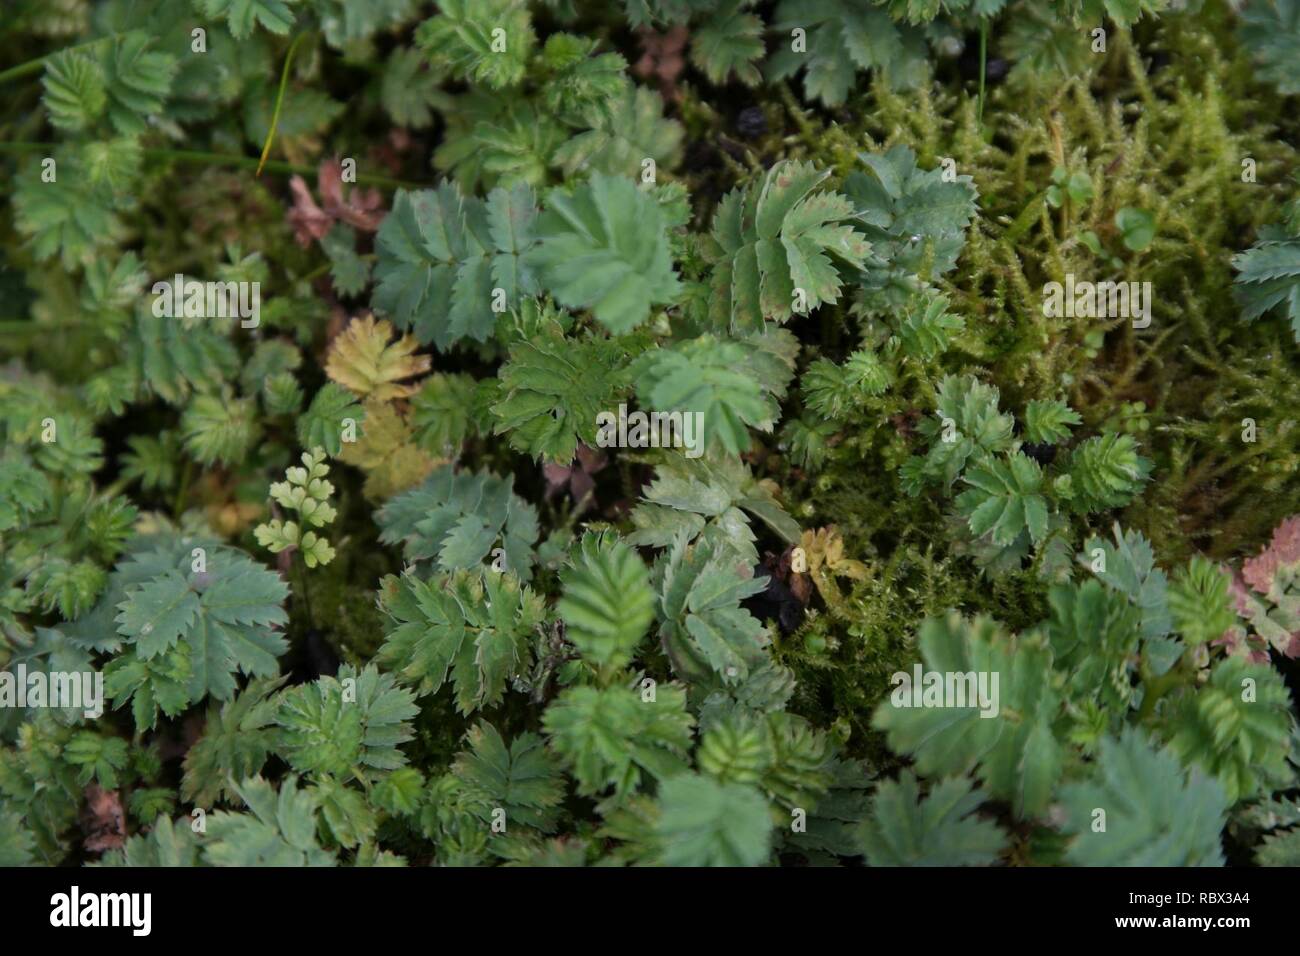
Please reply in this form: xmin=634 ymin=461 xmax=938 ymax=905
xmin=557 ymin=532 xmax=654 ymax=671
xmin=1059 ymin=728 xmax=1227 ymax=866
xmin=377 ymin=569 xmax=544 ymax=714
xmin=372 ymin=182 xmax=539 ymax=349
xmin=858 ymin=773 xmax=1006 ymax=866
xmin=542 ymin=683 xmax=694 ymax=796
xmin=527 ymin=174 xmax=680 ymax=333
xmin=873 ymin=612 xmax=1062 ymax=818
xmin=325 ymin=314 xmax=430 ymax=401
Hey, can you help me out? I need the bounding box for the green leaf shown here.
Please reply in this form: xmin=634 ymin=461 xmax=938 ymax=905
xmin=311 ymin=775 xmax=377 ymax=848
xmin=452 ymin=721 xmax=566 ymax=832
xmin=25 ymin=558 xmax=108 ymax=621
xmin=691 ymin=1 xmax=764 ymax=85
xmin=1232 ymin=229 xmax=1300 ymax=342
xmin=552 ymin=84 xmax=683 ymax=180
xmin=1078 ymin=523 xmax=1172 ymax=642
xmin=306 ymin=0 xmax=415 ymax=49
xmin=1059 ymin=728 xmax=1227 ymax=866
xmin=873 ymin=612 xmax=1063 ymax=818
xmin=1115 ymin=207 xmax=1156 ymax=252
xmin=652 ymin=531 xmax=770 ymax=687
xmin=99 ymin=31 xmax=177 ymax=135
xmin=1061 ymin=433 xmax=1151 ymax=513
xmin=276 ymin=664 xmax=419 ymax=778
xmin=1023 ymin=399 xmax=1082 ymax=444
xmin=1164 ymin=656 xmax=1293 ymax=804
xmin=63 ymin=731 xmax=130 ymax=788
xmin=627 ymin=452 xmax=800 ymax=565
xmin=13 ymin=157 xmax=124 ymax=269
xmin=320 ymin=225 xmax=371 ymax=298
xmin=98 ymin=817 xmax=201 ymax=867
xmin=1045 ymin=578 xmax=1142 ymax=713
xmin=1257 ymin=827 xmax=1300 ymax=866
xmin=538 ymin=33 xmax=627 ymax=123
xmin=893 ymin=293 xmax=966 ymax=360
xmin=373 ymin=767 xmax=426 ymax=816
xmin=379 ymin=46 xmax=445 ymax=128
xmin=0 ymin=456 xmax=51 ymax=532
xmin=375 ymin=465 xmax=539 ymax=576
xmin=42 ymin=50 xmax=107 ymax=131
xmin=707 ymin=160 xmax=869 ymax=331
xmin=1238 ymin=0 xmax=1300 ymax=96
xmin=120 ymin=311 xmax=240 ymax=407
xmin=410 ymin=373 xmax=481 ymax=456
xmin=182 ymin=676 xmax=286 ymax=805
xmin=542 ymin=683 xmax=694 ymax=796
xmin=114 ymin=570 xmax=201 ymax=658
xmin=654 ymin=772 xmax=772 ymax=866
xmin=767 ymin=1 xmax=928 ymax=107
xmin=372 ymin=182 xmax=539 ymax=349
xmin=195 ymin=0 xmax=300 ymax=39
xmin=490 ymin=329 xmax=625 ymax=463
xmin=109 ymin=540 xmax=289 ymax=719
xmin=630 ymin=336 xmax=770 ymax=456
xmin=557 ymin=532 xmax=654 ymax=672
xmin=415 ymin=0 xmax=534 ymax=89
xmin=298 ymin=383 xmax=366 ymax=457
xmin=377 ymin=569 xmax=544 ymax=714
xmin=956 ymin=452 xmax=1050 ymax=546
xmin=904 ymin=374 xmax=1015 ymax=492
xmin=181 ymin=392 xmax=260 ymax=466
xmin=858 ymin=773 xmax=1006 ymax=866
xmin=845 ymin=144 xmax=978 ymax=309
xmin=527 ymin=174 xmax=681 ymax=334
xmin=204 ymin=775 xmax=337 ymax=866
xmin=1168 ymin=556 xmax=1237 ymax=646
xmin=104 ymin=643 xmax=193 ymax=731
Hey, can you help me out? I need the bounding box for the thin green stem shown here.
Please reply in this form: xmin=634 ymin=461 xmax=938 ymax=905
xmin=257 ymin=31 xmax=310 ymax=177
xmin=0 ymin=34 xmax=123 ymax=86
xmin=0 ymin=58 xmax=46 ymax=86
xmin=977 ymin=20 xmax=988 ymax=129
xmin=173 ymin=459 xmax=193 ymax=518
xmin=0 ymin=142 xmax=424 ymax=189
xmin=1137 ymin=656 xmax=1188 ymax=721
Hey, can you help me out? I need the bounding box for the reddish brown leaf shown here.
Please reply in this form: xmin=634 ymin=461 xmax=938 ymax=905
xmin=81 ymin=784 xmax=126 ymax=853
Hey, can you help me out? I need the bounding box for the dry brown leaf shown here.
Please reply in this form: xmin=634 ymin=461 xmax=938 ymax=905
xmin=81 ymin=783 xmax=126 ymax=853
xmin=286 ymin=158 xmax=385 ymax=247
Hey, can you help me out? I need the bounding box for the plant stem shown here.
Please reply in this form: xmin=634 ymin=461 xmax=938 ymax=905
xmin=295 ymin=555 xmax=316 ymax=630
xmin=1137 ymin=658 xmax=1187 ymax=721
xmin=0 ymin=142 xmax=425 ymax=190
xmin=0 ymin=34 xmax=123 ymax=86
xmin=173 ymin=459 xmax=193 ymax=518
xmin=257 ymin=30 xmax=310 ymax=177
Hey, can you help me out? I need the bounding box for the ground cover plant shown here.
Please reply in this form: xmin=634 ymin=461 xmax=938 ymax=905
xmin=1 ymin=0 xmax=1299 ymax=868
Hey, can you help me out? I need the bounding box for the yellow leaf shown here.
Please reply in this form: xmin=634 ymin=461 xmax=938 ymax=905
xmin=325 ymin=314 xmax=431 ymax=401
xmin=799 ymin=525 xmax=869 ymax=605
xmin=338 ymin=398 xmax=440 ymax=499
